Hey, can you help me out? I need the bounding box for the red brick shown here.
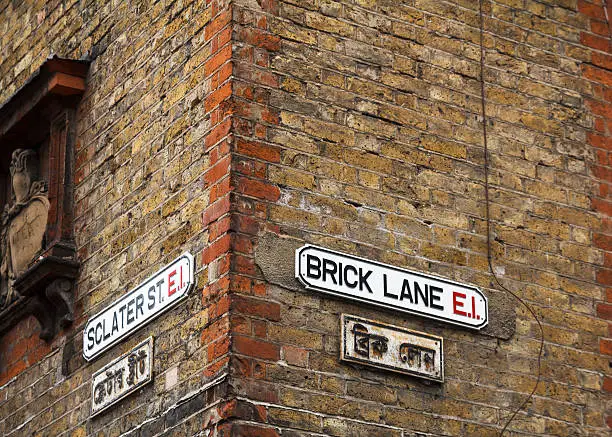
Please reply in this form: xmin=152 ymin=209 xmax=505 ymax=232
xmin=262 ymin=108 xmax=280 ymax=124
xmin=208 ymin=336 xmax=231 ymax=361
xmin=252 ymin=320 xmax=267 ymax=338
xmin=232 ymin=214 xmax=260 ymax=235
xmin=582 ymin=32 xmax=610 ymax=51
xmin=231 ymin=274 xmax=253 ymax=293
xmin=598 ymin=302 xmax=612 ymax=319
xmin=232 ymin=295 xmax=281 ymax=321
xmin=6 ymin=360 xmax=27 ymax=380
xmin=588 ymin=99 xmax=612 ymax=119
xmin=233 ymin=336 xmax=280 ymax=361
xmin=209 ymin=176 xmax=231 ymax=203
xmin=253 ymin=281 xmax=267 ymax=296
xmin=217 ymin=25 xmax=232 ymax=48
xmin=206 ymin=81 xmax=232 ymax=112
xmin=588 ymin=132 xmax=612 ymax=150
xmin=600 ymin=338 xmax=612 ymax=355
xmin=236 ymin=138 xmax=281 ymax=162
xmin=251 ymin=69 xmax=279 ymax=88
xmin=203 ymin=356 xmax=229 ymax=378
xmin=238 ymin=27 xmax=281 ymax=51
xmin=205 ymin=9 xmax=232 ymax=41
xmin=232 ymin=315 xmax=251 ymax=335
xmin=202 ymin=234 xmax=231 ymax=264
xmin=236 ymin=176 xmax=280 ymax=201
xmin=594 ymin=232 xmax=612 ymax=251
xmin=579 ymin=0 xmax=607 ymax=20
xmin=235 ymin=82 xmax=254 ymax=100
xmin=591 ymin=52 xmax=612 ymax=70
xmin=206 ymin=44 xmax=232 ymax=76
xmin=206 ymin=118 xmax=232 ymax=149
xmin=597 ymin=268 xmax=612 ymax=286
xmin=233 ymin=233 xmax=254 ymax=254
xmin=208 ymin=293 xmax=231 ymax=319
xmin=204 ymin=154 xmax=231 ymax=187
xmin=592 ymin=198 xmax=612 ymax=216
xmin=202 ymin=196 xmax=230 ymax=225
xmin=233 ymin=254 xmax=257 ymax=276
xmin=604 ymin=376 xmax=612 ymax=392
xmin=591 ymin=20 xmax=611 ymax=36
xmin=584 ymin=66 xmax=612 ymax=87
xmin=217 ymin=399 xmax=238 ymax=420
xmin=232 ymin=424 xmax=279 ymax=437
xmin=201 ymin=316 xmax=230 ymax=344
xmin=209 ymin=215 xmax=231 ymax=241
xmin=603 ymin=217 xmax=612 ymax=234
xmin=219 ymin=60 xmax=232 ymax=84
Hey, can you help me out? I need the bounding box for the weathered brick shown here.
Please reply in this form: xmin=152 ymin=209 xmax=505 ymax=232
xmin=1 ymin=0 xmax=610 ymax=436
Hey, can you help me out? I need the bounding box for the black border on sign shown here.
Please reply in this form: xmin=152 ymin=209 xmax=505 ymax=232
xmin=83 ymin=252 xmax=195 ymax=361
xmin=90 ymin=336 xmax=154 ymax=417
xmin=296 ymin=245 xmax=488 ymax=330
xmin=340 ymin=314 xmax=444 ymax=382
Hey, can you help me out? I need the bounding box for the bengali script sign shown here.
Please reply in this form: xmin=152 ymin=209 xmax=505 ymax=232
xmin=91 ymin=337 xmax=153 ymax=416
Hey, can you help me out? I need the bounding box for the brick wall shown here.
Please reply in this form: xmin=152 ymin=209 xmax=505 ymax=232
xmin=228 ymin=0 xmax=612 ymax=435
xmin=0 ymin=0 xmax=610 ymax=436
xmin=0 ymin=0 xmax=236 ymax=435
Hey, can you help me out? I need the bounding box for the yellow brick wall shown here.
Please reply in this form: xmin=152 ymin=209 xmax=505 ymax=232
xmin=228 ymin=0 xmax=611 ymax=435
xmin=0 ymin=0 xmax=610 ymax=435
xmin=0 ymin=0 xmax=234 ymax=435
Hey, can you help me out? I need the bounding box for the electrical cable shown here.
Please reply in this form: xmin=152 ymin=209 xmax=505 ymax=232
xmin=477 ymin=1 xmax=545 ymax=435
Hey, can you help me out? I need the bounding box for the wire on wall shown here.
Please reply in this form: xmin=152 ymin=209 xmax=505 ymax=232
xmin=477 ymin=1 xmax=545 ymax=435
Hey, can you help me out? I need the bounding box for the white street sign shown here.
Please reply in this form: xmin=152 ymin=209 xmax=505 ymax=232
xmin=296 ymin=245 xmax=487 ymax=329
xmin=84 ymin=252 xmax=195 ymax=361
xmin=91 ymin=337 xmax=153 ymax=416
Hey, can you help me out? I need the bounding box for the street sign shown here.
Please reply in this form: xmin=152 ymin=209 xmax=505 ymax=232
xmin=296 ymin=245 xmax=487 ymax=329
xmin=91 ymin=337 xmax=153 ymax=416
xmin=341 ymin=314 xmax=443 ymax=382
xmin=83 ymin=252 xmax=195 ymax=361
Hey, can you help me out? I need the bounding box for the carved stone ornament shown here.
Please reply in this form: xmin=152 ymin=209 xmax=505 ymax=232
xmin=0 ymin=149 xmax=50 ymax=307
xmin=0 ymin=57 xmax=88 ymax=341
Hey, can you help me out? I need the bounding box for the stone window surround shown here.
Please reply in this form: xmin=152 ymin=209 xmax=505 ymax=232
xmin=0 ymin=57 xmax=88 ymax=341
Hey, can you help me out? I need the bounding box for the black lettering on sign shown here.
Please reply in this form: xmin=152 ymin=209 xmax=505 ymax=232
xmin=400 ymin=279 xmax=413 ymax=303
xmin=414 ymin=282 xmax=428 ymax=306
xmin=103 ymin=319 xmax=111 ymax=340
xmin=306 ymin=254 xmax=321 ymax=279
xmin=112 ymin=313 xmax=119 ymax=335
xmin=156 ymin=279 xmax=165 ymax=303
xmin=88 ymin=328 xmax=95 ymax=349
xmin=359 ymin=269 xmax=373 ymax=293
xmin=322 ymin=259 xmax=337 ymax=284
xmin=136 ymin=294 xmax=145 ymax=318
xmin=383 ymin=274 xmax=398 ymax=299
xmin=95 ymin=322 xmax=103 ymax=344
xmin=148 ymin=285 xmax=156 ymax=310
xmin=119 ymin=305 xmax=126 ymax=329
xmin=127 ymin=299 xmax=135 ymax=324
xmin=429 ymin=286 xmax=444 ymax=310
xmin=344 ymin=265 xmax=358 ymax=288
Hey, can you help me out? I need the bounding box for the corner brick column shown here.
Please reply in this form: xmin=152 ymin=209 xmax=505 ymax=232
xmin=579 ymin=0 xmax=612 ymax=430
